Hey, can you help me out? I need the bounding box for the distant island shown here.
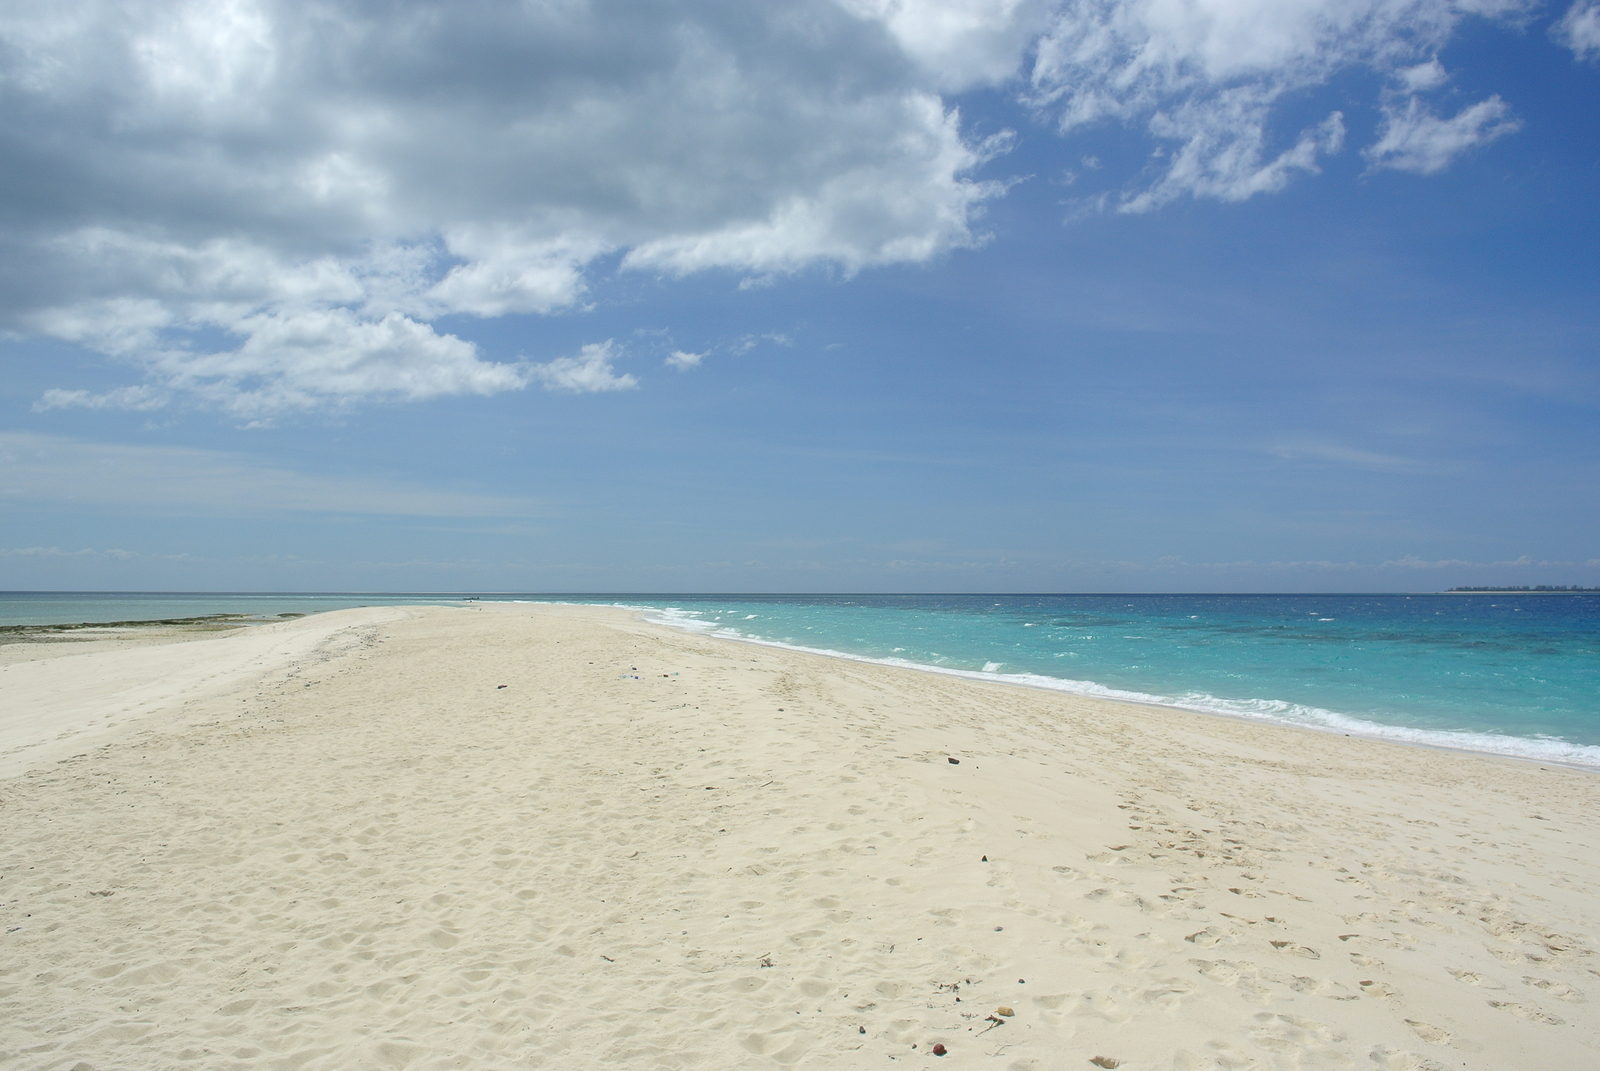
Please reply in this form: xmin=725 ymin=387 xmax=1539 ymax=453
xmin=1446 ymin=585 xmax=1600 ymax=593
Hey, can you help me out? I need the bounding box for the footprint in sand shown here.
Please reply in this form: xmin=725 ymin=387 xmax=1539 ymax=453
xmin=1086 ymin=851 xmax=1134 ymax=866
xmin=1290 ymin=975 xmax=1358 ymax=1000
xmin=1403 ymin=1019 xmax=1450 ymax=1045
xmin=1445 ymin=968 xmax=1501 ymax=989
xmin=1487 ymin=1000 xmax=1564 ymax=1025
xmin=1249 ymin=1011 xmax=1338 ymax=1055
xmin=1523 ymin=976 xmax=1584 ymax=1002
xmin=1138 ymin=980 xmax=1194 ymax=1010
xmin=1184 ymin=926 xmax=1230 ymax=948
xmin=1369 ymin=1046 xmax=1446 ymax=1071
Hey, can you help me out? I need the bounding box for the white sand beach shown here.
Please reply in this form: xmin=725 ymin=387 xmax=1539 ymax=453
xmin=2 ymin=602 xmax=1596 ymax=1070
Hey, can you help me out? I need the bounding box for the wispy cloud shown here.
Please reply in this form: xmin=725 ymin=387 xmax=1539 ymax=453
xmin=1364 ymin=95 xmax=1520 ymax=175
xmin=0 ymin=432 xmax=540 ymax=517
xmin=1556 ymin=0 xmax=1600 ymax=59
xmin=1377 ymin=554 xmax=1600 ymax=570
xmin=529 ymin=341 xmax=638 ymax=394
xmin=1269 ymin=441 xmax=1443 ymax=474
xmin=0 ymin=546 xmax=139 ymax=559
xmin=1030 ymin=0 xmax=1534 ymax=210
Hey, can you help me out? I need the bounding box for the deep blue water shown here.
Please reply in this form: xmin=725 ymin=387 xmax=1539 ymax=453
xmin=4 ymin=591 xmax=1597 ymax=768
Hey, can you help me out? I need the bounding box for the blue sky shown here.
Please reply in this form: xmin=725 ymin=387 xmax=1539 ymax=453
xmin=2 ymin=0 xmax=1597 ymax=592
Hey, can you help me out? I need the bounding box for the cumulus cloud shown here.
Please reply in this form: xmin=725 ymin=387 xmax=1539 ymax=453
xmin=1555 ymin=0 xmax=1600 ymax=58
xmin=0 ymin=0 xmax=1540 ymax=413
xmin=2 ymin=0 xmax=999 ymax=413
xmin=835 ymin=0 xmax=1053 ymax=88
xmin=1364 ymin=94 xmax=1520 ymax=174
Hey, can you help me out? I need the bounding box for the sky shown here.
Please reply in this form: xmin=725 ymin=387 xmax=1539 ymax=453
xmin=1 ymin=0 xmax=1597 ymax=593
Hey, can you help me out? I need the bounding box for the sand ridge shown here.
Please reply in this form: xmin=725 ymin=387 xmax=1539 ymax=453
xmin=1 ymin=602 xmax=1596 ymax=1070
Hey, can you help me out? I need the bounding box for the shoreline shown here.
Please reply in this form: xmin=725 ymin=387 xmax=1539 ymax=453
xmin=656 ymin=618 xmax=1600 ymax=776
xmin=2 ymin=601 xmax=1598 ymax=1069
xmin=10 ymin=599 xmax=1596 ymax=774
xmin=591 ymin=600 xmax=1600 ymax=775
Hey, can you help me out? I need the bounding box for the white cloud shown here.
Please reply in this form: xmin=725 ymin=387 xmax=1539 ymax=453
xmin=621 ymin=106 xmax=1009 ymax=276
xmin=1028 ymin=0 xmax=1534 ymax=209
xmin=835 ymin=0 xmax=1053 ymax=88
xmin=1125 ymin=106 xmax=1345 ymax=212
xmin=1364 ymin=94 xmax=1520 ymax=174
xmin=33 ymin=301 xmax=525 ymax=418
xmin=421 ymin=233 xmax=600 ymax=319
xmin=1555 ymin=0 xmax=1600 ymax=59
xmin=666 ymin=350 xmax=707 ymax=371
xmin=36 ymin=385 xmax=169 ymax=412
xmin=1396 ymin=59 xmax=1449 ymax=92
xmin=1 ymin=0 xmax=1003 ymax=413
xmin=529 ymin=341 xmax=638 ymax=394
xmin=0 ymin=431 xmax=538 ymax=516
xmin=0 ymin=0 xmax=1541 ymax=412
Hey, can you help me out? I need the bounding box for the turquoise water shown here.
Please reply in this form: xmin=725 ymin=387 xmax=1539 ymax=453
xmin=604 ymin=594 xmax=1600 ymax=769
xmin=3 ymin=591 xmax=1596 ymax=769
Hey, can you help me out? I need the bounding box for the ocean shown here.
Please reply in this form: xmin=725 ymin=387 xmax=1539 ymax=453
xmin=4 ymin=591 xmax=1597 ymax=769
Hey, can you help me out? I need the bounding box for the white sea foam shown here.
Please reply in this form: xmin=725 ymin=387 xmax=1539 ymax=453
xmin=623 ymin=602 xmax=1600 ymax=772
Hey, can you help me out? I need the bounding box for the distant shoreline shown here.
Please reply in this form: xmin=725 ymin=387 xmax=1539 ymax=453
xmin=0 ymin=613 xmax=302 ymax=642
xmin=1440 ymin=589 xmax=1600 ymax=594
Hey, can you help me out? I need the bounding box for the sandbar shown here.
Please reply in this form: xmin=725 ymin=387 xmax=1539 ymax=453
xmin=1 ymin=602 xmax=1595 ymax=1069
